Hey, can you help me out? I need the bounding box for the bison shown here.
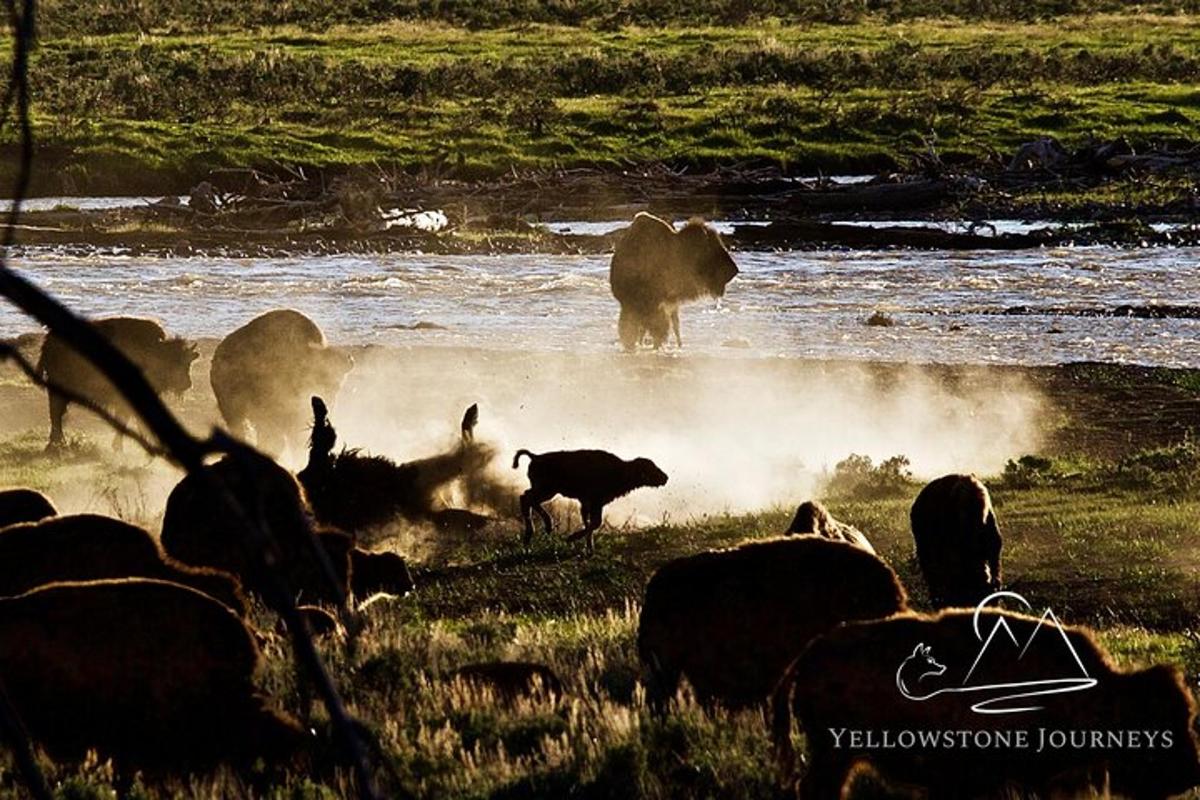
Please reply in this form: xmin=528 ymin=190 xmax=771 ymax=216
xmin=210 ymin=310 xmax=352 ymax=457
xmin=910 ymin=474 xmax=1002 ymax=608
xmin=0 ymin=579 xmax=305 ymax=773
xmin=0 ymin=488 xmax=57 ymax=527
xmin=38 ymin=316 xmax=197 ymax=450
xmin=450 ymin=661 xmax=564 ymax=703
xmin=609 ymin=213 xmax=738 ymax=351
xmin=349 ymin=548 xmax=415 ymax=600
xmin=773 ymin=608 xmax=1200 ymax=799
xmin=638 ymin=536 xmax=906 ymax=709
xmin=160 ymin=450 xmax=352 ymax=609
xmin=299 ymin=396 xmax=495 ymax=534
xmin=785 ymin=500 xmax=875 ymax=554
xmin=0 ymin=514 xmax=245 ymax=615
xmin=513 ymin=448 xmax=668 ymax=553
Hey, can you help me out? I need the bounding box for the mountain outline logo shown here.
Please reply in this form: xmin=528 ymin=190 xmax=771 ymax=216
xmin=895 ymin=591 xmax=1097 ymax=715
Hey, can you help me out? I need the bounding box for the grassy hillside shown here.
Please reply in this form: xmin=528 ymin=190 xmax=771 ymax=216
xmin=10 ymin=12 xmax=1200 ymax=191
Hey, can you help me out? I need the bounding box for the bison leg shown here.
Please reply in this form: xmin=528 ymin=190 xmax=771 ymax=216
xmin=617 ymin=307 xmax=642 ymax=352
xmin=566 ymin=502 xmax=603 ymax=554
xmin=646 ymin=308 xmax=671 ymax=350
xmin=45 ymin=390 xmax=69 ymax=450
xmin=520 ymin=490 xmax=553 ymax=545
xmin=670 ymin=307 xmax=682 ymax=348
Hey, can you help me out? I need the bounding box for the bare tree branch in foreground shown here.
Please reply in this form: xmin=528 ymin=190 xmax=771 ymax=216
xmin=0 ymin=2 xmax=388 ymax=797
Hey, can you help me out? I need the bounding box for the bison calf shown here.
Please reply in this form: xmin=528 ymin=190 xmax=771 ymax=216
xmin=0 ymin=488 xmax=56 ymax=527
xmin=349 ymin=548 xmax=415 ymax=600
xmin=910 ymin=473 xmax=1002 ymax=608
xmin=785 ymin=500 xmax=875 ymax=553
xmin=638 ymin=536 xmax=907 ymax=709
xmin=0 ymin=514 xmax=245 ymax=615
xmin=450 ymin=661 xmax=564 ymax=703
xmin=610 ymin=213 xmax=739 ymax=350
xmin=513 ymin=448 xmax=668 ymax=553
xmin=0 ymin=579 xmax=305 ymax=773
xmin=38 ymin=316 xmax=197 ymax=450
xmin=774 ymin=609 xmax=1200 ymax=799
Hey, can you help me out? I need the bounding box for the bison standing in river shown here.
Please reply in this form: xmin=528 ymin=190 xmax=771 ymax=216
xmin=638 ymin=537 xmax=906 ymax=709
xmin=38 ymin=316 xmax=197 ymax=450
xmin=609 ymin=213 xmax=738 ymax=350
xmin=210 ymin=310 xmax=352 ymax=457
xmin=773 ymin=609 xmax=1200 ymax=799
xmin=910 ymin=473 xmax=1002 ymax=608
xmin=0 ymin=579 xmax=305 ymax=774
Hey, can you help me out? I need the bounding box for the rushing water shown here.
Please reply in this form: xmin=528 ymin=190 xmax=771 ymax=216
xmin=6 ymin=236 xmax=1200 ymax=367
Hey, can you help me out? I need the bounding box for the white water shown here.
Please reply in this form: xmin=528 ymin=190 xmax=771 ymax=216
xmin=5 ymin=240 xmax=1199 ymax=367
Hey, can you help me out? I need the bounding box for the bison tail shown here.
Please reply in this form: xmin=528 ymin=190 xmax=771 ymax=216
xmin=512 ymin=449 xmax=535 ymax=469
xmin=771 ymin=669 xmax=800 ymax=790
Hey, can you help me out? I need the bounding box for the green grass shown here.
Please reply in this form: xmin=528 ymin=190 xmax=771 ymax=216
xmin=3 ymin=432 xmax=1199 ymax=797
xmin=11 ymin=14 xmax=1200 ymax=191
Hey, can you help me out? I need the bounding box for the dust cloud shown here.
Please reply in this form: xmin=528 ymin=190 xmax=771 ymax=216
xmin=330 ymin=347 xmax=1046 ymax=528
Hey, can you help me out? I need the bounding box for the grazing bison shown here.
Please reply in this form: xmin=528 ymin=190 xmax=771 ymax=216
xmin=0 ymin=488 xmax=57 ymax=527
xmin=0 ymin=579 xmax=305 ymax=772
xmin=349 ymin=548 xmax=415 ymax=600
xmin=638 ymin=537 xmax=906 ymax=709
xmin=210 ymin=310 xmax=352 ymax=456
xmin=773 ymin=609 xmax=1200 ymax=799
xmin=785 ymin=500 xmax=875 ymax=554
xmin=0 ymin=514 xmax=245 ymax=615
xmin=294 ymin=605 xmax=340 ymax=637
xmin=609 ymin=213 xmax=739 ymax=350
xmin=910 ymin=474 xmax=1002 ymax=608
xmin=513 ymin=448 xmax=668 ymax=553
xmin=299 ymin=396 xmax=495 ymax=533
xmin=160 ymin=451 xmax=352 ymax=609
xmin=38 ymin=316 xmax=197 ymax=450
xmin=450 ymin=661 xmax=564 ymax=703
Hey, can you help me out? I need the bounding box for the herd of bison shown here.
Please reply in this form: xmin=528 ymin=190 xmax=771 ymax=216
xmin=1 ymin=214 xmax=1197 ymax=799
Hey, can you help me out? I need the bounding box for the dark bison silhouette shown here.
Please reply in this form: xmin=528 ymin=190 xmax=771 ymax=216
xmin=450 ymin=661 xmax=564 ymax=703
xmin=349 ymin=548 xmax=415 ymax=601
xmin=0 ymin=514 xmax=246 ymax=615
xmin=774 ymin=609 xmax=1200 ymax=799
xmin=513 ymin=448 xmax=667 ymax=553
xmin=210 ymin=310 xmax=352 ymax=457
xmin=785 ymin=500 xmax=875 ymax=553
xmin=0 ymin=488 xmax=57 ymax=527
xmin=160 ymin=450 xmax=352 ymax=609
xmin=609 ymin=213 xmax=738 ymax=350
xmin=38 ymin=316 xmax=197 ymax=450
xmin=638 ymin=536 xmax=907 ymax=709
xmin=910 ymin=473 xmax=1002 ymax=608
xmin=0 ymin=579 xmax=305 ymax=774
xmin=298 ymin=396 xmax=493 ymax=534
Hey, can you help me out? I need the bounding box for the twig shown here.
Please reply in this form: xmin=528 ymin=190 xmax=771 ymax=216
xmin=0 ymin=2 xmax=385 ymax=798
